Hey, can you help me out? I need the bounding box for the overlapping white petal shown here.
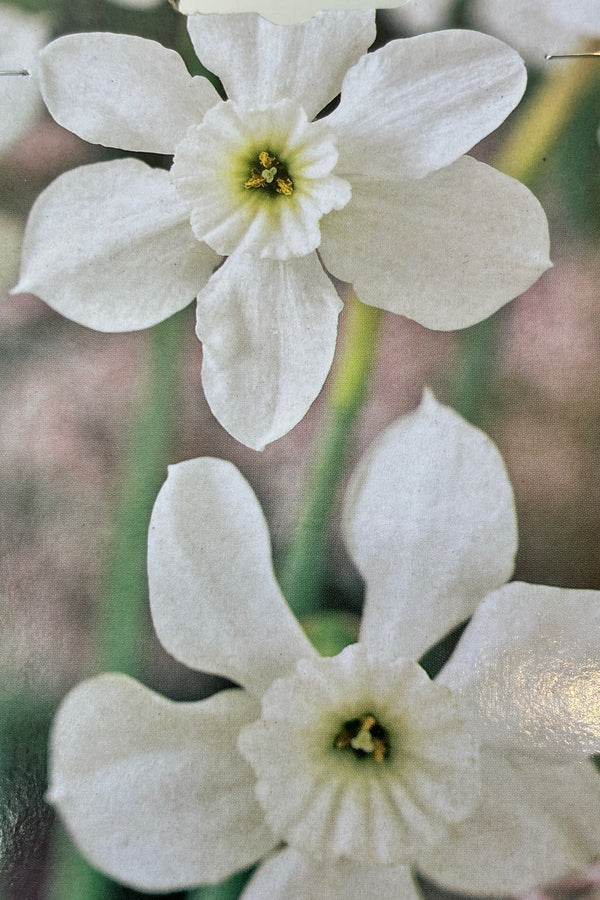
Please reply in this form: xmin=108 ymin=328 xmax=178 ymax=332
xmin=320 ymin=157 xmax=551 ymax=330
xmin=416 ymin=749 xmax=600 ymax=896
xmin=14 ymin=159 xmax=217 ymax=331
xmin=179 ymin=0 xmax=407 ymax=25
xmin=344 ymin=391 xmax=518 ymax=660
xmin=329 ymin=30 xmax=526 ymax=181
xmin=242 ymin=849 xmax=421 ymax=900
xmin=39 ymin=33 xmax=218 ymax=154
xmin=186 ymin=11 xmax=376 ymax=120
xmin=0 ymin=5 xmax=47 ymax=155
xmin=439 ymin=582 xmax=600 ymax=758
xmin=196 ymin=253 xmax=342 ymax=450
xmin=48 ymin=675 xmax=275 ymax=891
xmin=148 ymin=458 xmax=317 ymax=696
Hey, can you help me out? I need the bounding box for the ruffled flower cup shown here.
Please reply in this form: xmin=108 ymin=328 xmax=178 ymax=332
xmin=15 ymin=11 xmax=550 ymax=449
xmin=49 ymin=393 xmax=600 ymax=898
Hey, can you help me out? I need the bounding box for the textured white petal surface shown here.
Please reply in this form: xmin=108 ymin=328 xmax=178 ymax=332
xmin=172 ymin=99 xmax=350 ymax=260
xmin=242 ymin=848 xmax=421 ymax=900
xmin=40 ymin=33 xmax=217 ymax=154
xmin=149 ymin=458 xmax=317 ymax=695
xmin=545 ymin=0 xmax=599 ymax=36
xmin=0 ymin=6 xmax=46 ymax=154
xmin=48 ymin=675 xmax=274 ymax=891
xmin=320 ymin=157 xmax=551 ymax=330
xmin=196 ymin=253 xmax=342 ymax=449
xmin=329 ymin=30 xmax=526 ymax=180
xmin=440 ymin=581 xmax=600 ymax=758
xmin=14 ymin=159 xmax=217 ymax=331
xmin=181 ymin=0 xmax=407 ymax=23
xmin=417 ymin=748 xmax=600 ymax=896
xmin=344 ymin=392 xmax=517 ymax=661
xmin=239 ymin=644 xmax=479 ymax=866
xmin=186 ymin=11 xmax=375 ymax=119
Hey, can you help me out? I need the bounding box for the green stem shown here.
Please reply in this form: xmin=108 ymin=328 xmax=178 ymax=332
xmin=96 ymin=313 xmax=185 ymax=677
xmin=46 ymin=312 xmax=185 ymax=900
xmin=277 ymin=292 xmax=382 ymax=620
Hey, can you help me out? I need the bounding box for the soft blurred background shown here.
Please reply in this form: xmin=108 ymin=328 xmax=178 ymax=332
xmin=2 ymin=0 xmax=600 ymax=897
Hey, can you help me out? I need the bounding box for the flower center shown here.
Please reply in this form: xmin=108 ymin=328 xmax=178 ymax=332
xmin=334 ymin=712 xmax=389 ymax=762
xmin=244 ymin=150 xmax=294 ymax=196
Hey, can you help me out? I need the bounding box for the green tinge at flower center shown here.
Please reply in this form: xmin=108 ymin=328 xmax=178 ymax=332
xmin=244 ymin=150 xmax=294 ymax=196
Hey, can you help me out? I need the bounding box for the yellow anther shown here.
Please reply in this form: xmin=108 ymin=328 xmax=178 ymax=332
xmin=259 ymin=151 xmax=276 ymax=167
xmin=276 ymin=177 xmax=294 ymax=196
xmin=245 ymin=172 xmax=266 ymax=189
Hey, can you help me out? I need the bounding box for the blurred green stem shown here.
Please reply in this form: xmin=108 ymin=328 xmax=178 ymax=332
xmin=278 ymin=291 xmax=382 ymax=620
xmin=46 ymin=312 xmax=185 ymax=900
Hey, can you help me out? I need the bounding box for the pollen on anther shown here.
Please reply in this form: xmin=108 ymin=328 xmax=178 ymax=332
xmin=244 ymin=150 xmax=294 ymax=196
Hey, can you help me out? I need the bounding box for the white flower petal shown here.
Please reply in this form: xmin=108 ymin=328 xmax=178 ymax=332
xmin=148 ymin=458 xmax=318 ymax=695
xmin=48 ymin=675 xmax=274 ymax=892
xmin=0 ymin=6 xmax=47 ymax=154
xmin=186 ymin=11 xmax=375 ymax=120
xmin=544 ymin=0 xmax=599 ymax=37
xmin=329 ymin=30 xmax=526 ymax=180
xmin=417 ymin=748 xmax=600 ymax=896
xmin=344 ymin=392 xmax=517 ymax=661
xmin=242 ymin=848 xmax=421 ymax=900
xmin=439 ymin=581 xmax=600 ymax=758
xmin=196 ymin=253 xmax=342 ymax=449
xmin=40 ymin=33 xmax=217 ymax=154
xmin=14 ymin=159 xmax=217 ymax=331
xmin=180 ymin=0 xmax=406 ymax=23
xmin=320 ymin=157 xmax=551 ymax=330
xmin=239 ymin=645 xmax=479 ymax=866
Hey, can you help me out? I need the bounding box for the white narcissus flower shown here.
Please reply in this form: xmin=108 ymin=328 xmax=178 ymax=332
xmin=15 ymin=12 xmax=550 ymax=450
xmin=173 ymin=0 xmax=410 ymax=25
xmin=0 ymin=4 xmax=47 ymax=154
xmin=49 ymin=393 xmax=600 ymax=898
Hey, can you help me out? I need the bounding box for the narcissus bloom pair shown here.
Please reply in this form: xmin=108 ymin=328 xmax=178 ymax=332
xmin=49 ymin=395 xmax=600 ymax=898
xmin=16 ymin=11 xmax=550 ymax=449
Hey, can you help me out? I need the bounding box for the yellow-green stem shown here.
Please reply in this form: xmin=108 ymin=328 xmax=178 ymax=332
xmin=278 ymin=292 xmax=381 ymax=621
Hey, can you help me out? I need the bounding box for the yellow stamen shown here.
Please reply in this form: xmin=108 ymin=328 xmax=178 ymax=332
xmin=275 ymin=177 xmax=293 ymax=196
